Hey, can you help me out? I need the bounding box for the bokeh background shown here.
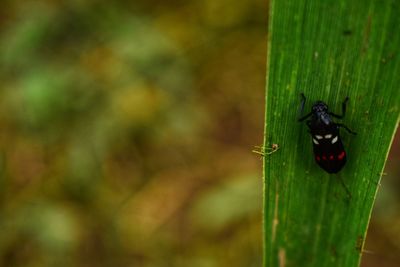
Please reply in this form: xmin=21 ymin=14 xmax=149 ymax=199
xmin=0 ymin=1 xmax=398 ymax=266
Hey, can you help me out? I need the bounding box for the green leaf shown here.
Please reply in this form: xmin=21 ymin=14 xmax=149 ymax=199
xmin=263 ymin=1 xmax=400 ymax=267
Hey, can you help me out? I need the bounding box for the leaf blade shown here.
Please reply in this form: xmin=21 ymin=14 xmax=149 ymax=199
xmin=263 ymin=0 xmax=400 ymax=266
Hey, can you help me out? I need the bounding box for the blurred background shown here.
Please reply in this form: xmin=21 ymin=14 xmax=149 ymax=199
xmin=0 ymin=1 xmax=397 ymax=266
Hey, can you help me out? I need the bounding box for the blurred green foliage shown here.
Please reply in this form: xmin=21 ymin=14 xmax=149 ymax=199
xmin=0 ymin=1 xmax=398 ymax=266
xmin=0 ymin=1 xmax=266 ymax=266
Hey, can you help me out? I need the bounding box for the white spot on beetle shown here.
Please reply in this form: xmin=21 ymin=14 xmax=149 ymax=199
xmin=324 ymin=134 xmax=332 ymax=139
xmin=315 ymin=135 xmax=323 ymax=140
xmin=313 ymin=138 xmax=319 ymax=145
xmin=331 ymin=136 xmax=338 ymax=144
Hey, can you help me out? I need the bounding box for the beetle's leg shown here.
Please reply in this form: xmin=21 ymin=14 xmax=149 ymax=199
xmin=337 ymin=123 xmax=357 ymax=135
xmin=297 ymin=93 xmax=308 ymax=120
xmin=299 ymin=112 xmax=312 ymax=122
xmin=338 ymin=176 xmax=352 ymax=200
xmin=299 ymin=93 xmax=306 ymax=113
xmin=298 ymin=93 xmax=313 ymax=121
xmin=329 ymin=96 xmax=349 ymax=118
xmin=306 ymin=121 xmax=311 ymax=133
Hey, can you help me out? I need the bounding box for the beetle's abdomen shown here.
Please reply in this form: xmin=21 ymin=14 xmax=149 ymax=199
xmin=311 ymin=133 xmax=347 ymax=173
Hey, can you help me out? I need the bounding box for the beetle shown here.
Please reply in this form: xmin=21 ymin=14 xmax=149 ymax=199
xmin=298 ymin=93 xmax=356 ymax=173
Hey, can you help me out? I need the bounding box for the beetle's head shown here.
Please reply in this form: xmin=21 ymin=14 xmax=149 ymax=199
xmin=312 ymin=101 xmax=328 ymax=113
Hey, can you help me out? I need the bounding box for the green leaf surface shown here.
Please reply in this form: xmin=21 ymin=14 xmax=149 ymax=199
xmin=263 ymin=0 xmax=400 ymax=266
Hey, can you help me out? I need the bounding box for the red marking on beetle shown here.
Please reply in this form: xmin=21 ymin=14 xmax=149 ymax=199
xmin=322 ymin=155 xmax=327 ymax=160
xmin=338 ymin=151 xmax=346 ymax=160
xmin=316 ymin=156 xmax=321 ymax=161
xmin=329 ymin=155 xmax=334 ymax=160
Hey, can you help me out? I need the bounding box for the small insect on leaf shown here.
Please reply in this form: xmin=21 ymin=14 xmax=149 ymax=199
xmin=298 ymin=93 xmax=356 ymax=173
xmin=252 ymin=144 xmax=279 ymax=157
